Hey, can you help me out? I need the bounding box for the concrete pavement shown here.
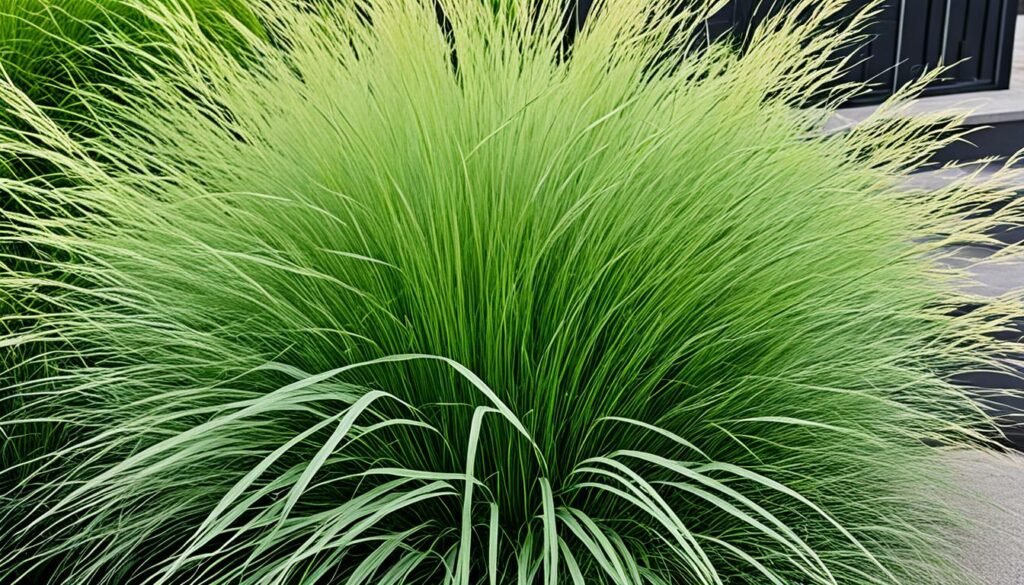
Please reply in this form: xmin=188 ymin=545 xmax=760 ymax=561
xmin=952 ymin=452 xmax=1024 ymax=585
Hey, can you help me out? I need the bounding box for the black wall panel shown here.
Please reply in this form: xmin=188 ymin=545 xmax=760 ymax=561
xmin=571 ymin=1 xmax=1017 ymax=106
xmin=728 ymin=0 xmax=1018 ymax=105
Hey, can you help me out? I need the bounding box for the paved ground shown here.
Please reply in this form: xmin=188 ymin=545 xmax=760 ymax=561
xmin=952 ymin=452 xmax=1024 ymax=585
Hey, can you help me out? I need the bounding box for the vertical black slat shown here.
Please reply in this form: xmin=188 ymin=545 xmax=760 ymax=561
xmin=959 ymin=0 xmax=989 ymax=82
xmin=736 ymin=0 xmax=753 ymax=28
xmin=895 ymin=0 xmax=914 ymax=90
xmin=975 ymin=0 xmax=996 ymax=83
xmin=834 ymin=38 xmax=871 ymax=89
xmin=826 ymin=2 xmax=864 ymax=87
xmin=869 ymin=4 xmax=902 ymax=87
xmin=896 ymin=0 xmax=932 ymax=90
xmin=976 ymin=0 xmax=1004 ymax=83
xmin=734 ymin=0 xmax=769 ymax=51
xmin=937 ymin=0 xmax=970 ymax=85
xmin=920 ymin=0 xmax=948 ymax=85
xmin=847 ymin=1 xmax=901 ymax=99
xmin=998 ymin=0 xmax=1018 ymax=89
xmin=561 ymin=0 xmax=592 ymax=55
xmin=701 ymin=0 xmax=779 ymax=51
xmin=747 ymin=0 xmax=775 ymax=31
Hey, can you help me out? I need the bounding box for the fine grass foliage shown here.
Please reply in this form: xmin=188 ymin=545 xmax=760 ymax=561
xmin=0 ymin=0 xmax=262 ymax=108
xmin=0 ymin=0 xmax=264 ymax=174
xmin=0 ymin=0 xmax=267 ymax=467
xmin=0 ymin=0 xmax=259 ymax=483
xmin=1 ymin=0 xmax=1023 ymax=583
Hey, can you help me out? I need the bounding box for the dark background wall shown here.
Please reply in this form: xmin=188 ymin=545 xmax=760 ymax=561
xmin=568 ymin=1 xmax=1018 ymax=106
xmin=707 ymin=1 xmax=1018 ymax=106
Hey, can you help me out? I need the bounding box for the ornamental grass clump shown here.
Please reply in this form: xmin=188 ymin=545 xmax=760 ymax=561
xmin=1 ymin=0 xmax=1022 ymax=583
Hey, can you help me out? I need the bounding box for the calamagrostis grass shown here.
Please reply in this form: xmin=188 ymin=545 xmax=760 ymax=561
xmin=1 ymin=1 xmax=1023 ymax=583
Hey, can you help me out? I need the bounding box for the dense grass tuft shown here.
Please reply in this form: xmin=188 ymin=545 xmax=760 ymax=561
xmin=0 ymin=0 xmax=265 ymax=484
xmin=1 ymin=0 xmax=1023 ymax=583
xmin=0 ymin=0 xmax=262 ymax=106
xmin=0 ymin=0 xmax=263 ymax=175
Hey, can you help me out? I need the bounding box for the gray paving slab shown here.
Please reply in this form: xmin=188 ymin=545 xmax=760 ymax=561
xmin=951 ymin=451 xmax=1024 ymax=585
